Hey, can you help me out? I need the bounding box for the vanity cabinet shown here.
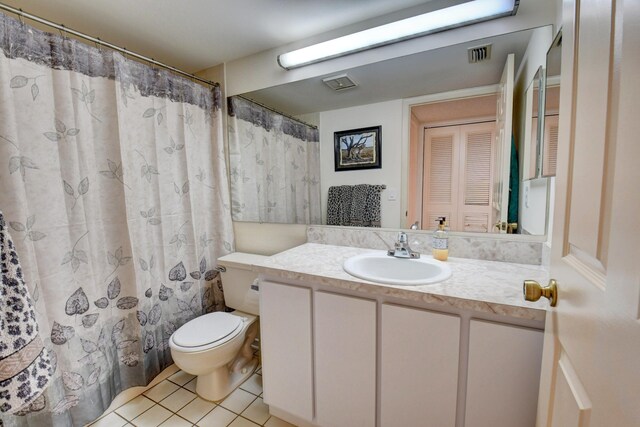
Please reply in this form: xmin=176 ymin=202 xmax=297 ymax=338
xmin=464 ymin=320 xmax=544 ymax=427
xmin=380 ymin=304 xmax=460 ymax=427
xmin=259 ymin=281 xmax=314 ymax=422
xmin=315 ymin=292 xmax=376 ymax=427
xmin=259 ymin=279 xmax=544 ymax=427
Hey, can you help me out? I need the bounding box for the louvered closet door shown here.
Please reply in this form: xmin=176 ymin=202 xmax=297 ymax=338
xmin=422 ymin=127 xmax=458 ymax=231
xmin=458 ymin=123 xmax=496 ymax=233
xmin=542 ymin=115 xmax=558 ymax=177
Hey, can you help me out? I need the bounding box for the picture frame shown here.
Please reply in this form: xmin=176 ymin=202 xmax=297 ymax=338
xmin=333 ymin=125 xmax=382 ymax=172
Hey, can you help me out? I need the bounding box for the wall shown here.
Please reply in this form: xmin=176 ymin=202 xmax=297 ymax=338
xmin=513 ymin=25 xmax=554 ymax=236
xmin=319 ymin=100 xmax=404 ymax=228
xmin=233 ymin=222 xmax=307 ymax=255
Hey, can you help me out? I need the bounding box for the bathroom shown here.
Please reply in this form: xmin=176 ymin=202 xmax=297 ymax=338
xmin=0 ymin=0 xmax=637 ymax=426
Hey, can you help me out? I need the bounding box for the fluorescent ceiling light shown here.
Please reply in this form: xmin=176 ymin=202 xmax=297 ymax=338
xmin=278 ymin=0 xmax=518 ymax=70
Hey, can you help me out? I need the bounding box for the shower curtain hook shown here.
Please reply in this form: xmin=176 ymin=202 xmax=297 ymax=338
xmin=95 ymin=37 xmax=102 ymax=52
xmin=59 ymin=24 xmax=67 ymax=39
xmin=18 ymin=9 xmax=24 ymax=25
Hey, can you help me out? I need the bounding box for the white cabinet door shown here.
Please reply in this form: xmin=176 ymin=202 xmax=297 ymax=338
xmin=315 ymin=291 xmax=376 ymax=427
xmin=465 ymin=320 xmax=543 ymax=427
xmin=259 ymin=281 xmax=314 ymax=422
xmin=380 ymin=304 xmax=460 ymax=427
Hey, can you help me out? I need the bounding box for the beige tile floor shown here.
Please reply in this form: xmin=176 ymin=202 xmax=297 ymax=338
xmin=89 ymin=366 xmax=296 ymax=427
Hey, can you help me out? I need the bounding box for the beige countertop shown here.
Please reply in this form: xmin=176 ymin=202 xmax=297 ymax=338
xmin=254 ymin=243 xmax=550 ymax=321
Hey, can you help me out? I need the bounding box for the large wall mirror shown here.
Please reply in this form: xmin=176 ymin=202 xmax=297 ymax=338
xmin=228 ymin=24 xmax=560 ymax=236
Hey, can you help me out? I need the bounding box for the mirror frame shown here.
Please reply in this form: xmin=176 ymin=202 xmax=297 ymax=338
xmin=522 ymin=66 xmax=545 ymax=181
xmin=540 ymin=28 xmax=562 ymax=178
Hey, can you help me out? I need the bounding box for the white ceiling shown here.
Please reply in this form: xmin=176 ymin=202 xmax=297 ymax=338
xmin=244 ymin=28 xmax=536 ymax=116
xmin=1 ymin=0 xmax=441 ymax=72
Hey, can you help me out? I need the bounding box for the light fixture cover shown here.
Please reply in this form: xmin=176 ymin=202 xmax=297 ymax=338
xmin=278 ymin=0 xmax=518 ymax=70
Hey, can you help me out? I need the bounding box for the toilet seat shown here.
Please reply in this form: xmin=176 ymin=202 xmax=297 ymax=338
xmin=171 ymin=312 xmax=245 ymax=352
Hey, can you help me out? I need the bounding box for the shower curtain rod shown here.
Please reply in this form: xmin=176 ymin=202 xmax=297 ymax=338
xmin=0 ymin=2 xmax=219 ymax=88
xmin=236 ymin=95 xmax=319 ymax=130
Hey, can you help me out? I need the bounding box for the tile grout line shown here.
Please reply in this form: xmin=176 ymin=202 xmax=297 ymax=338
xmin=155 ymin=397 xmax=199 ymax=417
xmin=98 ymin=369 xmax=270 ymax=427
xmin=159 ymin=411 xmax=195 ymax=426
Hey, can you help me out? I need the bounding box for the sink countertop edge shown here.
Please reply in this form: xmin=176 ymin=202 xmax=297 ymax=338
xmin=254 ymin=243 xmax=549 ymax=322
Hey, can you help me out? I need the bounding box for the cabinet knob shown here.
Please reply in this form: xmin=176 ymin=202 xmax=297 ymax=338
xmin=523 ymin=279 xmax=558 ymax=307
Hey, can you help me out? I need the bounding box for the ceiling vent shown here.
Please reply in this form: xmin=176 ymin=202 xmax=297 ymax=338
xmin=322 ymin=74 xmax=357 ymax=91
xmin=467 ymin=44 xmax=492 ymax=63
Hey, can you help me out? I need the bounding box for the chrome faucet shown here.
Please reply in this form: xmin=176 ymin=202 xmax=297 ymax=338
xmin=410 ymin=221 xmax=420 ymax=230
xmin=387 ymin=232 xmax=420 ymax=259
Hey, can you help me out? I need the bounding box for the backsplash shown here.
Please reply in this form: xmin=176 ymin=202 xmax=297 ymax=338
xmin=307 ymin=226 xmax=543 ymax=265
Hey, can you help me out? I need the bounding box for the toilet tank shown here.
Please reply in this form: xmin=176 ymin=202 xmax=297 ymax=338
xmin=217 ymin=252 xmax=268 ymax=316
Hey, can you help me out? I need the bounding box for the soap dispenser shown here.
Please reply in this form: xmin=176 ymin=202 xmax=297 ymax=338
xmin=432 ymin=217 xmax=449 ymax=261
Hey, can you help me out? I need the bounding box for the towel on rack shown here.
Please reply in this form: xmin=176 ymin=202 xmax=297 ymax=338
xmin=326 ymin=185 xmax=353 ymax=226
xmin=365 ymin=185 xmax=385 ymax=226
xmin=327 ymin=184 xmax=383 ymax=227
xmin=0 ymin=211 xmax=53 ymax=415
xmin=350 ymin=184 xmax=384 ymax=227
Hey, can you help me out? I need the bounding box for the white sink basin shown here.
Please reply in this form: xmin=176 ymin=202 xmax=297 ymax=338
xmin=343 ymin=251 xmax=452 ymax=286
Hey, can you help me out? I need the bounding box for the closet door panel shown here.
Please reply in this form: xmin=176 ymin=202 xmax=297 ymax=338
xmin=458 ymin=122 xmax=496 ymax=232
xmin=422 ymin=127 xmax=459 ymax=231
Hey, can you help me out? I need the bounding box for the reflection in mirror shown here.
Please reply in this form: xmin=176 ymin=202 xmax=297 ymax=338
xmin=227 ymin=96 xmax=322 ymax=224
xmin=541 ymin=30 xmax=561 ymax=177
xmin=231 ymin=27 xmax=555 ymax=235
xmin=522 ymin=66 xmax=544 ymax=180
xmin=407 ymin=93 xmax=499 ymax=234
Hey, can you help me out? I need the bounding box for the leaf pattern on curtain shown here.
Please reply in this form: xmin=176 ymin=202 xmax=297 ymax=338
xmin=0 ymin=12 xmax=233 ymax=427
xmin=227 ymin=96 xmax=322 ymax=224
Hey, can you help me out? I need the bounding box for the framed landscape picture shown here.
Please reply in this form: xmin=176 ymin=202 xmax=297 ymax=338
xmin=333 ymin=125 xmax=382 ymax=171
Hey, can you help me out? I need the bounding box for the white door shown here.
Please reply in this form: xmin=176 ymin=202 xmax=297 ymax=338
xmin=534 ymin=1 xmax=640 ymax=426
xmin=492 ymin=53 xmax=514 ymax=233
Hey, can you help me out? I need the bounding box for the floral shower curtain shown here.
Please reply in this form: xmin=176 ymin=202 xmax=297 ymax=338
xmin=227 ymin=96 xmax=321 ymax=224
xmin=0 ymin=13 xmax=234 ymax=427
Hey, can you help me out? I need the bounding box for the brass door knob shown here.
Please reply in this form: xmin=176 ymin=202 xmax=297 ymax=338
xmin=523 ymin=279 xmax=558 ymax=307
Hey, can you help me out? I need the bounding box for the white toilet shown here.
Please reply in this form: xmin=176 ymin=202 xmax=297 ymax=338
xmin=169 ymin=252 xmax=267 ymax=401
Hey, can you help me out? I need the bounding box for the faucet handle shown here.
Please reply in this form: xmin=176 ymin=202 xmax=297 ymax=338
xmin=397 ymin=232 xmax=408 ymax=243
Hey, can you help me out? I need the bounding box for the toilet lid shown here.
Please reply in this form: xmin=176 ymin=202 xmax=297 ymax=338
xmin=172 ymin=312 xmax=242 ymax=348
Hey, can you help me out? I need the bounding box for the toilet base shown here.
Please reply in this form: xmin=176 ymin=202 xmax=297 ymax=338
xmin=195 ymin=357 xmax=259 ymax=401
